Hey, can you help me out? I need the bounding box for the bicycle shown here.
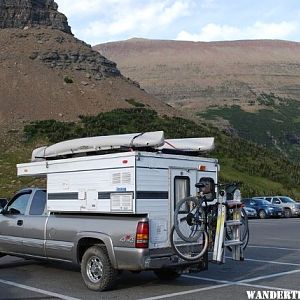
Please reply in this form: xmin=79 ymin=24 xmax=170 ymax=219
xmin=170 ymin=193 xmax=208 ymax=261
xmin=170 ymin=180 xmax=249 ymax=261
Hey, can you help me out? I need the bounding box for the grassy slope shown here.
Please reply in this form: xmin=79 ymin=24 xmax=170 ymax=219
xmin=1 ymin=107 xmax=300 ymax=199
xmin=0 ymin=144 xmax=45 ymax=197
xmin=199 ymin=95 xmax=300 ymax=162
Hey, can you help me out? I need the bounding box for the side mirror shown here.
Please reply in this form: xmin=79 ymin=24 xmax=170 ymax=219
xmin=7 ymin=208 xmax=21 ymax=215
xmin=0 ymin=198 xmax=8 ymax=209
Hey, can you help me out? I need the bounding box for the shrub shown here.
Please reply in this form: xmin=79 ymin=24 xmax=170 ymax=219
xmin=125 ymin=99 xmax=145 ymax=108
xmin=64 ymin=75 xmax=74 ymax=84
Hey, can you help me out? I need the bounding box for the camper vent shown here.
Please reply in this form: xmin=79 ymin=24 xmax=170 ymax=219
xmin=122 ymin=172 xmax=131 ymax=184
xmin=112 ymin=172 xmax=131 ymax=185
xmin=112 ymin=173 xmax=121 ymax=184
xmin=111 ymin=193 xmax=133 ymax=212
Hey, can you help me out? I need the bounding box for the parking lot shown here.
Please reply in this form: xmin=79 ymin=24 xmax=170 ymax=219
xmin=0 ymin=218 xmax=299 ymax=300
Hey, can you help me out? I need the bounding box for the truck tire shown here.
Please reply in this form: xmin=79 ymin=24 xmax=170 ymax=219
xmin=284 ymin=208 xmax=292 ymax=218
xmin=154 ymin=269 xmax=181 ymax=280
xmin=81 ymin=245 xmax=118 ymax=291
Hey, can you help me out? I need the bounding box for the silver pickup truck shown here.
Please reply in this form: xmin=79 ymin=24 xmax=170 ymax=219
xmin=0 ymin=188 xmax=206 ymax=291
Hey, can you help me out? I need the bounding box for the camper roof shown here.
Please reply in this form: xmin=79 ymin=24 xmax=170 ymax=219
xmin=31 ymin=131 xmax=215 ymax=162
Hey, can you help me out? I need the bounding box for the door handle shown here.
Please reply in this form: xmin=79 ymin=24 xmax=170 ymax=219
xmin=17 ymin=220 xmax=23 ymax=226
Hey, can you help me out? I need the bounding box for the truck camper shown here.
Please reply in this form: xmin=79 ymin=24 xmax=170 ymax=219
xmin=0 ymin=131 xmax=247 ymax=291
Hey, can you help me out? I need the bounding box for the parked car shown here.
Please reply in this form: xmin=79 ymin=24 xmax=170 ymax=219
xmin=255 ymin=196 xmax=300 ymax=218
xmin=243 ymin=206 xmax=257 ymax=218
xmin=0 ymin=198 xmax=7 ymax=210
xmin=242 ymin=198 xmax=283 ymax=219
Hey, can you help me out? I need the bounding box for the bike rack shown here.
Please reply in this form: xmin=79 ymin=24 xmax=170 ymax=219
xmin=213 ymin=192 xmax=244 ymax=263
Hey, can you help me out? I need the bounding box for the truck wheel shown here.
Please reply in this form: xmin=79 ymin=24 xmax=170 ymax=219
xmin=154 ymin=269 xmax=181 ymax=280
xmin=284 ymin=209 xmax=292 ymax=218
xmin=81 ymin=245 xmax=118 ymax=291
xmin=258 ymin=210 xmax=266 ymax=219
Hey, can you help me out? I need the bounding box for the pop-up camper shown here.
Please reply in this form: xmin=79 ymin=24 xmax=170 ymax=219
xmin=17 ymin=131 xmax=218 ymax=248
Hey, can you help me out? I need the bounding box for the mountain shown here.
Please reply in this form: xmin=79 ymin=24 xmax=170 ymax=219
xmin=0 ymin=1 xmax=299 ymax=199
xmin=0 ymin=2 xmax=174 ymax=133
xmin=95 ymin=38 xmax=300 ymax=161
xmin=95 ymin=38 xmax=300 ymax=110
xmin=0 ymin=0 xmax=71 ymax=33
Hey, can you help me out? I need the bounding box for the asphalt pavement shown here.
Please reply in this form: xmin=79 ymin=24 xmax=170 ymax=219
xmin=0 ymin=218 xmax=299 ymax=300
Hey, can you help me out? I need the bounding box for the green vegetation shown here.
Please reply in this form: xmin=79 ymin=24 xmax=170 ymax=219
xmin=0 ymin=147 xmax=45 ymax=197
xmin=199 ymin=96 xmax=300 ymax=162
xmin=63 ymin=75 xmax=74 ymax=84
xmin=24 ymin=109 xmax=215 ymax=143
xmin=125 ymin=98 xmax=146 ymax=108
xmin=20 ymin=108 xmax=300 ymax=199
xmin=257 ymin=93 xmax=276 ymax=106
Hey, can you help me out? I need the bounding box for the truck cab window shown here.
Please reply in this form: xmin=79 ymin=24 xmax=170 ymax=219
xmin=29 ymin=190 xmax=47 ymax=215
xmin=274 ymin=198 xmax=281 ymax=204
xmin=174 ymin=177 xmax=190 ymax=210
xmin=7 ymin=192 xmax=31 ymax=215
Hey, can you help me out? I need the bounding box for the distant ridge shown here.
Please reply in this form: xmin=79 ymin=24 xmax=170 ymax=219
xmin=95 ymin=38 xmax=300 ymax=111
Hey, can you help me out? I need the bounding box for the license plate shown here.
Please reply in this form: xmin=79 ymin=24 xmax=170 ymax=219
xmin=278 ymin=212 xmax=282 ymax=215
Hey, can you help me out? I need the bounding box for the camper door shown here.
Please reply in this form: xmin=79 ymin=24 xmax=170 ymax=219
xmin=170 ymin=168 xmax=198 ymax=224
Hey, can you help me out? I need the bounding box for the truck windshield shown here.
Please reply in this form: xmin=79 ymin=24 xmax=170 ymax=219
xmin=257 ymin=200 xmax=271 ymax=205
xmin=279 ymin=197 xmax=295 ymax=203
xmin=8 ymin=192 xmax=31 ymax=215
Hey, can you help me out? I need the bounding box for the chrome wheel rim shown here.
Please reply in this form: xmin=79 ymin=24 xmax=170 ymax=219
xmin=86 ymin=256 xmax=103 ymax=283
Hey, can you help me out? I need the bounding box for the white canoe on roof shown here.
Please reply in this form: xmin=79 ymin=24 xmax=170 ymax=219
xmin=31 ymin=132 xmax=215 ymax=162
xmin=160 ymin=137 xmax=214 ymax=152
xmin=31 ymin=131 xmax=164 ymax=162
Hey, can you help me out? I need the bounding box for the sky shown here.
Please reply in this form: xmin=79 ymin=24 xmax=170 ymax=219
xmin=55 ymin=0 xmax=300 ymax=46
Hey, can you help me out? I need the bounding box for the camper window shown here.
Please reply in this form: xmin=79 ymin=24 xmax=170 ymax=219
xmin=174 ymin=176 xmax=190 ymax=210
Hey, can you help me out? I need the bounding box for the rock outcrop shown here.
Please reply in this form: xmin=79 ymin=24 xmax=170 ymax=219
xmin=0 ymin=0 xmax=71 ymax=33
xmin=0 ymin=1 xmax=121 ymax=79
xmin=32 ymin=49 xmax=121 ymax=79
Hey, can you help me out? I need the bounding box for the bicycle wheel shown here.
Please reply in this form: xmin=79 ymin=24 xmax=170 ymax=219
xmin=170 ymin=226 xmax=208 ymax=261
xmin=174 ymin=196 xmax=206 ymax=242
xmin=226 ymin=207 xmax=249 ymax=251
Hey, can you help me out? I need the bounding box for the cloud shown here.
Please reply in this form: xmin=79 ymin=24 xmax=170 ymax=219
xmin=201 ymin=0 xmax=216 ymax=8
xmin=55 ymin=1 xmax=300 ymax=44
xmin=56 ymin=0 xmax=194 ymax=44
xmin=56 ymin=0 xmax=126 ymax=17
xmin=83 ymin=1 xmax=192 ymax=38
xmin=177 ymin=21 xmax=299 ymax=41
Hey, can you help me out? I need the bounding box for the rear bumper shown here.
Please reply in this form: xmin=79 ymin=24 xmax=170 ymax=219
xmin=246 ymin=212 xmax=257 ymax=218
xmin=114 ymin=247 xmax=207 ymax=271
xmin=267 ymin=210 xmax=283 ymax=217
xmin=145 ymin=254 xmax=206 ymax=270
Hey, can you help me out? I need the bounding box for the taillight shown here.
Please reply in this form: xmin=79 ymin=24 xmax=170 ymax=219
xmin=135 ymin=221 xmax=149 ymax=249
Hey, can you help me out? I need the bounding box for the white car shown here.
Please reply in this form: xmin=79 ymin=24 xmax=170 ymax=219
xmin=255 ymin=196 xmax=300 ymax=218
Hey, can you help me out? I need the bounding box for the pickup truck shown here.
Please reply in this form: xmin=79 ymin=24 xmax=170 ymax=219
xmin=0 ymin=188 xmax=206 ymax=291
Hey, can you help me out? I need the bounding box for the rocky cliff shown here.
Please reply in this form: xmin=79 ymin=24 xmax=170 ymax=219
xmin=0 ymin=0 xmax=71 ymax=33
xmin=0 ymin=1 xmax=174 ymax=132
xmin=0 ymin=0 xmax=120 ymax=79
